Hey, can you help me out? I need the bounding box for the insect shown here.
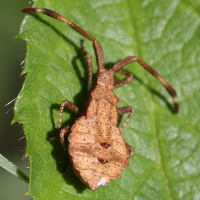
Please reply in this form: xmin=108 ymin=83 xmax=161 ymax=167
xmin=22 ymin=8 xmax=179 ymax=190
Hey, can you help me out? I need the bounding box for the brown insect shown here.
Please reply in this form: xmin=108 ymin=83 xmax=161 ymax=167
xmin=22 ymin=8 xmax=179 ymax=190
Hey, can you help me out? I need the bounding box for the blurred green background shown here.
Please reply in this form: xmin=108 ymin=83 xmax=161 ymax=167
xmin=0 ymin=0 xmax=31 ymax=199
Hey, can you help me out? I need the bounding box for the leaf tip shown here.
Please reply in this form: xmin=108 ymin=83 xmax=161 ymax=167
xmin=24 ymin=153 xmax=29 ymax=159
xmin=21 ymin=70 xmax=27 ymax=76
xmin=14 ymin=34 xmax=20 ymax=40
xmin=11 ymin=119 xmax=16 ymax=125
xmin=22 ymin=191 xmax=29 ymax=196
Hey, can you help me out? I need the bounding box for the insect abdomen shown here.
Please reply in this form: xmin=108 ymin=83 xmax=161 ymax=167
xmin=68 ymin=99 xmax=129 ymax=190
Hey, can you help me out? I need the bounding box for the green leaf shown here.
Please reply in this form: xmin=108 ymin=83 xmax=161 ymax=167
xmin=14 ymin=0 xmax=200 ymax=199
xmin=0 ymin=154 xmax=29 ymax=184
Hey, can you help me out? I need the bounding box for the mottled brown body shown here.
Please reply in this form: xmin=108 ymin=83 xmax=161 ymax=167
xmin=22 ymin=8 xmax=179 ymax=191
xmin=69 ymin=75 xmax=130 ymax=190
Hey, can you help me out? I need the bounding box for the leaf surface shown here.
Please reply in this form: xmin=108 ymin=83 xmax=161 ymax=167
xmin=14 ymin=0 xmax=200 ymax=199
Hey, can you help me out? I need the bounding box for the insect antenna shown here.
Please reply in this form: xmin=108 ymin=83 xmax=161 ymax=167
xmin=21 ymin=8 xmax=105 ymax=72
xmin=112 ymin=56 xmax=179 ymax=112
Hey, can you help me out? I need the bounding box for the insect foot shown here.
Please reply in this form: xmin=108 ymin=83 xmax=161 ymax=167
xmin=22 ymin=8 xmax=178 ymax=191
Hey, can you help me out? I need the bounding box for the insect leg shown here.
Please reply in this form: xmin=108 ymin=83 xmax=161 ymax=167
xmin=21 ymin=8 xmax=105 ymax=71
xmin=125 ymin=143 xmax=134 ymax=158
xmin=47 ymin=100 xmax=79 ymax=141
xmin=113 ymin=71 xmax=133 ymax=89
xmin=117 ymin=106 xmax=134 ymax=132
xmin=112 ymin=56 xmax=178 ymax=113
xmin=59 ymin=125 xmax=71 ymax=172
xmin=81 ymin=40 xmax=93 ymax=91
xmin=117 ymin=106 xmax=134 ymax=158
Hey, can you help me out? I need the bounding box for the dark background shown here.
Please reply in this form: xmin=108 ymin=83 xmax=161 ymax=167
xmin=0 ymin=0 xmax=32 ymax=199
